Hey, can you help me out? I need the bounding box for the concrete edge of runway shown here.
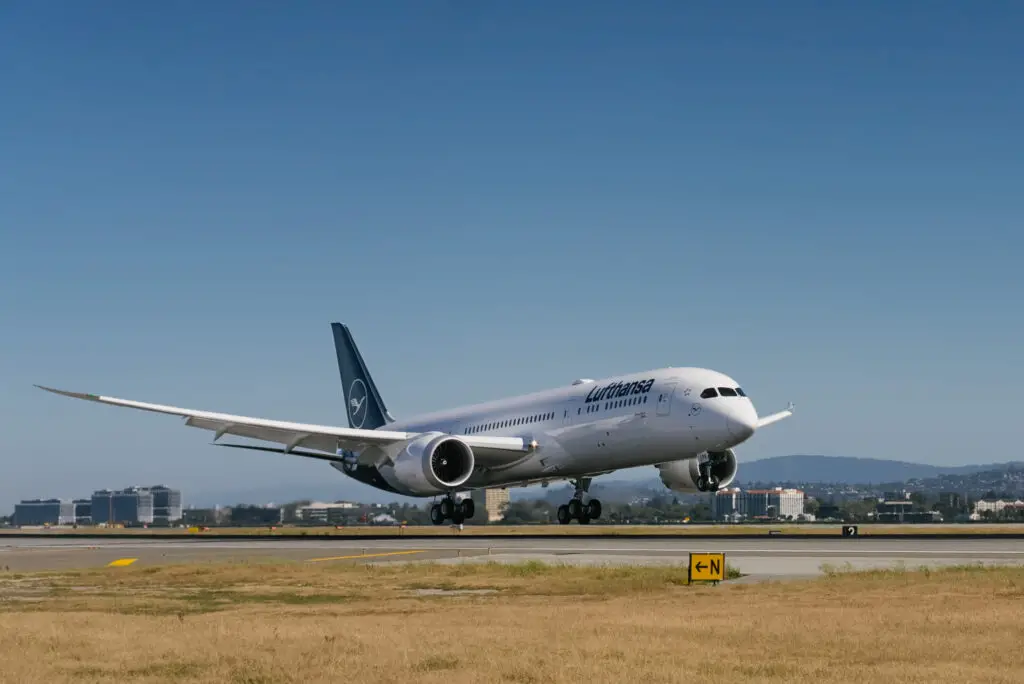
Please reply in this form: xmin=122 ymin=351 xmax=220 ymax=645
xmin=6 ymin=536 xmax=1024 ymax=577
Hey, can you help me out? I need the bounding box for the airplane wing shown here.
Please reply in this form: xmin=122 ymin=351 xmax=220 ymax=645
xmin=757 ymin=402 xmax=794 ymax=429
xmin=34 ymin=385 xmax=533 ymax=468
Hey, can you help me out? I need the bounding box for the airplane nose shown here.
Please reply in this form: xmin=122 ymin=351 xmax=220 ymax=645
xmin=726 ymin=404 xmax=757 ymax=443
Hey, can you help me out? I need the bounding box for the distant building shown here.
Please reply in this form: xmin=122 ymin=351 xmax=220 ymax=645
xmin=746 ymin=488 xmax=805 ymax=519
xmin=91 ymin=487 xmax=154 ymax=526
xmin=875 ymin=499 xmax=914 ymax=522
xmin=972 ymin=499 xmax=1024 ymax=520
xmin=228 ymin=505 xmax=282 ymax=526
xmin=13 ymin=499 xmax=75 ymax=526
xmin=470 ymin=488 xmax=511 ymax=523
xmin=713 ymin=487 xmax=805 ymax=521
xmin=73 ymin=499 xmax=92 ymax=525
xmin=150 ymin=485 xmax=183 ymax=524
xmin=299 ymin=501 xmax=358 ymax=524
xmin=712 ymin=488 xmax=744 ymax=521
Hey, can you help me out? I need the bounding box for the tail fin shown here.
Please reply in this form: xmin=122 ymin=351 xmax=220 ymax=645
xmin=330 ymin=322 xmax=395 ymax=430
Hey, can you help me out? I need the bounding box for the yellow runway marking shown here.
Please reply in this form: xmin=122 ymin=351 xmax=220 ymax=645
xmin=107 ymin=558 xmax=138 ymax=567
xmin=307 ymin=550 xmax=426 ymax=563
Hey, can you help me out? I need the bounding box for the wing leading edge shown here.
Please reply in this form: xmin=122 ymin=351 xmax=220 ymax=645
xmin=34 ymin=385 xmax=533 ymax=467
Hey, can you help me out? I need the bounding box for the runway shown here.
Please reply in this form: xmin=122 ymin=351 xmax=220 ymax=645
xmin=4 ymin=536 xmax=1024 ymax=580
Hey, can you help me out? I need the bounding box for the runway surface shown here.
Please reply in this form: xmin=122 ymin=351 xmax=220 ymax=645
xmin=4 ymin=536 xmax=1024 ymax=581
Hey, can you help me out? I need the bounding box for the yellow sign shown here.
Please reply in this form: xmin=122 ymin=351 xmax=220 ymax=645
xmin=688 ymin=552 xmax=725 ymax=582
xmin=108 ymin=558 xmax=138 ymax=568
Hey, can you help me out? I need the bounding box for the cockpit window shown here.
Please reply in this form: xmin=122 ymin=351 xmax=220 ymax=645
xmin=700 ymin=388 xmax=718 ymax=399
xmin=718 ymin=387 xmax=738 ymax=397
xmin=735 ymin=387 xmax=746 ymax=397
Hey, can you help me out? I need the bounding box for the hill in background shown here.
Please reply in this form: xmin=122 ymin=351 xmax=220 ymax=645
xmin=734 ymin=455 xmax=1023 ymax=485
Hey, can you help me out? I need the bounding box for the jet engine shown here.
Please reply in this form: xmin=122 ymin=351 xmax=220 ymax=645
xmin=657 ymin=449 xmax=738 ymax=493
xmin=378 ymin=432 xmax=475 ymax=496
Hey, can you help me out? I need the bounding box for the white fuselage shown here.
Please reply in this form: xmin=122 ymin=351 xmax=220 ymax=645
xmin=367 ymin=366 xmax=759 ymax=490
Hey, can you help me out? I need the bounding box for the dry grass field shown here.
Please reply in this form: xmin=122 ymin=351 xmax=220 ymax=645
xmin=5 ymin=522 xmax=1024 ymax=537
xmin=1 ymin=560 xmax=1022 ymax=683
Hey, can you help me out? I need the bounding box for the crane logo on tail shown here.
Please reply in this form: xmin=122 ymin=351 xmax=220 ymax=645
xmin=347 ymin=378 xmax=368 ymax=428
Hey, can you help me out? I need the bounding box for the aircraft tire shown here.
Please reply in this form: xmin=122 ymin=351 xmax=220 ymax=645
xmin=586 ymin=499 xmax=602 ymax=520
xmin=430 ymin=504 xmax=445 ymax=525
xmin=557 ymin=505 xmax=571 ymax=525
xmin=460 ymin=498 xmax=475 ymax=519
xmin=567 ymin=499 xmax=583 ymax=519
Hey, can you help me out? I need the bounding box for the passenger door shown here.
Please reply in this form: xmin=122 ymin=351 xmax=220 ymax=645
xmin=562 ymin=395 xmax=581 ymax=426
xmin=656 ymin=383 xmax=677 ymax=417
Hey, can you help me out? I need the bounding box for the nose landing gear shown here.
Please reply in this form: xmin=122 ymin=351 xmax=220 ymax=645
xmin=430 ymin=493 xmax=475 ymax=525
xmin=696 ymin=452 xmax=722 ymax=492
xmin=557 ymin=478 xmax=602 ymax=524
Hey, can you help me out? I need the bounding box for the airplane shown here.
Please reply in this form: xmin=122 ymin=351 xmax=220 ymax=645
xmin=36 ymin=322 xmax=794 ymax=525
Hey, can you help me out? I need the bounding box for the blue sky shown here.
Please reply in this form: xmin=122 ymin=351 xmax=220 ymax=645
xmin=2 ymin=2 xmax=1022 ymax=509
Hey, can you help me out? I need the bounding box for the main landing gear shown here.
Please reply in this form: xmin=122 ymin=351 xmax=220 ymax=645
xmin=430 ymin=494 xmax=475 ymax=525
xmin=557 ymin=478 xmax=602 ymax=525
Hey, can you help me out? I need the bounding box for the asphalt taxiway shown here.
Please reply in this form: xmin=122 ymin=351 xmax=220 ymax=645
xmin=4 ymin=537 xmax=1024 ymax=580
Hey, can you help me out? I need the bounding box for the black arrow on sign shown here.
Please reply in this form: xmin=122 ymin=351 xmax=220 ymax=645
xmin=695 ymin=561 xmax=707 ymax=572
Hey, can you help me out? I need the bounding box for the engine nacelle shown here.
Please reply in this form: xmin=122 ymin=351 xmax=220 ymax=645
xmin=379 ymin=432 xmax=475 ymax=496
xmin=657 ymin=449 xmax=739 ymax=493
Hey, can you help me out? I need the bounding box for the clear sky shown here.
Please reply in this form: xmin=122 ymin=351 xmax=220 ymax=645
xmin=2 ymin=2 xmax=1022 ymax=509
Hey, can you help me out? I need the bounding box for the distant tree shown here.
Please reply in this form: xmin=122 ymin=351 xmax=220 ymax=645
xmin=388 ymin=502 xmax=431 ymax=525
xmin=500 ymin=500 xmax=554 ymax=524
xmin=840 ymin=499 xmax=878 ymax=522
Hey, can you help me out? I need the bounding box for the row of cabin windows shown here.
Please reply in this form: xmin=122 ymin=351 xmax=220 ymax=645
xmin=700 ymin=387 xmax=747 ymax=399
xmin=464 ymin=411 xmax=555 ymax=435
xmin=585 ymin=395 xmax=649 ymax=413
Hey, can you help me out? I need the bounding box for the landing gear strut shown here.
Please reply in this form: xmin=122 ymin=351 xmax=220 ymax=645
xmin=430 ymin=494 xmax=475 ymax=525
xmin=557 ymin=478 xmax=602 ymax=525
xmin=696 ymin=452 xmax=721 ymax=492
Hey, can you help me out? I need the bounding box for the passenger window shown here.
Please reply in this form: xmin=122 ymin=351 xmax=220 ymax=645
xmin=700 ymin=388 xmax=718 ymax=399
xmin=719 ymin=387 xmax=737 ymax=397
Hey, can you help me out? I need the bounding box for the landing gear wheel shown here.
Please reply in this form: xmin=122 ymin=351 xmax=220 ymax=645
xmin=459 ymin=498 xmax=475 ymax=520
xmin=567 ymin=499 xmax=583 ymax=519
xmin=586 ymin=499 xmax=602 ymax=520
xmin=440 ymin=498 xmax=455 ymax=519
xmin=557 ymin=505 xmax=571 ymax=525
xmin=430 ymin=504 xmax=445 ymax=525
xmin=578 ymin=513 xmax=591 ymax=524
